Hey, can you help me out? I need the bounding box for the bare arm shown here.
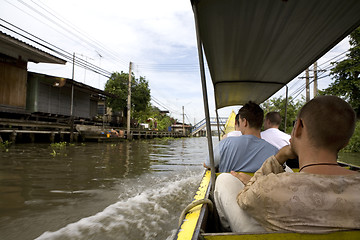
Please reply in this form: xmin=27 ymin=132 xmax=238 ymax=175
xmin=274 ymin=145 xmax=297 ymax=166
xmin=203 ymin=162 xmax=211 ymax=169
xmin=230 ymin=171 xmax=252 ymax=185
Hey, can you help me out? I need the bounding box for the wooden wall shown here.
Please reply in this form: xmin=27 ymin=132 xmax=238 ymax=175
xmin=0 ymin=56 xmax=27 ymax=109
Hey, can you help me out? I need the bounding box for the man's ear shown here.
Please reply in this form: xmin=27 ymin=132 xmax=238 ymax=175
xmin=243 ymin=118 xmax=248 ymax=128
xmin=293 ymin=119 xmax=303 ymax=137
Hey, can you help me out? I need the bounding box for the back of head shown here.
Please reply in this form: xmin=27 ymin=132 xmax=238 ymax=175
xmin=235 ymin=113 xmax=240 ymax=126
xmin=266 ymin=112 xmax=282 ymax=126
xmin=298 ymin=95 xmax=356 ymax=151
xmin=238 ymin=101 xmax=264 ymax=129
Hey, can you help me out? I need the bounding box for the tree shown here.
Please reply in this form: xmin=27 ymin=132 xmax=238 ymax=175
xmin=134 ymin=105 xmax=176 ymax=131
xmin=261 ymin=96 xmax=305 ymax=133
xmin=104 ymin=71 xmax=151 ymax=114
xmin=320 ymin=27 xmax=360 ymax=117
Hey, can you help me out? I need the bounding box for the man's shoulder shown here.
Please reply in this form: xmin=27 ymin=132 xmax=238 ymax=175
xmin=227 ymin=131 xmax=242 ymax=137
xmin=241 ymin=135 xmax=277 ymax=151
xmin=263 ymin=140 xmax=279 ymax=152
xmin=222 ymin=134 xmax=247 ymax=142
xmin=261 ymin=128 xmax=290 ymax=138
xmin=219 ymin=135 xmax=252 ymax=148
xmin=261 ymin=128 xmax=281 ymax=134
xmin=256 ymin=136 xmax=278 ymax=150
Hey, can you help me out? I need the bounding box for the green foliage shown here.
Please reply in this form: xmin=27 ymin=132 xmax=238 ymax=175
xmin=50 ymin=149 xmax=57 ymax=157
xmin=342 ymin=121 xmax=360 ymax=153
xmin=104 ymin=72 xmax=175 ymax=129
xmin=104 ymin=71 xmax=151 ymax=114
xmin=320 ymin=27 xmax=360 ymax=117
xmin=50 ymin=142 xmax=68 ymax=157
xmin=50 ymin=142 xmax=67 ymax=149
xmin=0 ymin=140 xmax=11 ymax=152
xmin=261 ymin=96 xmax=305 ymax=134
xmin=134 ymin=105 xmax=176 ymax=131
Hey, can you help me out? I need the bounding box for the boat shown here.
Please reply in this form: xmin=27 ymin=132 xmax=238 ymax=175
xmin=174 ymin=0 xmax=360 ymax=239
xmin=221 ymin=110 xmax=237 ymax=139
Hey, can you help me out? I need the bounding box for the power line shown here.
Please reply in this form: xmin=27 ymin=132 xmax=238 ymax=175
xmin=19 ymin=0 xmax=130 ymax=68
xmin=0 ymin=20 xmax=112 ymax=78
xmin=32 ymin=0 xmax=129 ymax=67
xmin=5 ymin=0 xmax=129 ymax=71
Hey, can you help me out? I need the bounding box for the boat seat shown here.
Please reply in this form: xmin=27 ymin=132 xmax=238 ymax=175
xmin=202 ymin=230 xmax=360 ymax=239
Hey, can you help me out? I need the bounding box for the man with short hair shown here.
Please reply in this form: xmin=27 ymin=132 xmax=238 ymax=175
xmin=215 ymin=96 xmax=360 ymax=233
xmin=204 ymin=101 xmax=278 ymax=173
xmin=261 ymin=112 xmax=290 ymax=149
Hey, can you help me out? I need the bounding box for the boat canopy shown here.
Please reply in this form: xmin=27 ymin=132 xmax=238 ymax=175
xmin=191 ymin=0 xmax=360 ymax=109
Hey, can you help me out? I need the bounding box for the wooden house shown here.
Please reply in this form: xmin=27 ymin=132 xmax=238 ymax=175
xmin=0 ymin=31 xmax=66 ymax=114
xmin=27 ymin=72 xmax=111 ymax=120
xmin=0 ymin=31 xmax=113 ymax=121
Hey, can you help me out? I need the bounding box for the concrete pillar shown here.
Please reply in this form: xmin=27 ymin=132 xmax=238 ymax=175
xmin=127 ymin=132 xmax=133 ymax=140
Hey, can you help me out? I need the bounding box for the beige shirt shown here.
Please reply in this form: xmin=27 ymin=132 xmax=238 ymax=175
xmin=237 ymin=155 xmax=360 ymax=233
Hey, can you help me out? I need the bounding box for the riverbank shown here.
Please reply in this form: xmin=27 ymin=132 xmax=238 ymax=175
xmin=0 ymin=117 xmax=184 ymax=143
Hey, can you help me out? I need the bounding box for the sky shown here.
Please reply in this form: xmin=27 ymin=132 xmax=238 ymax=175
xmin=0 ymin=0 xmax=351 ymax=125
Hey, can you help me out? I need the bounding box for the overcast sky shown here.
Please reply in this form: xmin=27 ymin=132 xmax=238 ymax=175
xmin=0 ymin=0 xmax=351 ymax=124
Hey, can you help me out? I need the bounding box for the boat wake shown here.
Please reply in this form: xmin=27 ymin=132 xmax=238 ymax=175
xmin=35 ymin=171 xmax=202 ymax=240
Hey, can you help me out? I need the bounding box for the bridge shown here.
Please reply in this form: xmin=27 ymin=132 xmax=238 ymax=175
xmin=191 ymin=117 xmax=228 ymax=136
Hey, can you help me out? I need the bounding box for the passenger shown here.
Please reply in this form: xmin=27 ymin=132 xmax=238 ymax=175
xmin=223 ymin=113 xmax=242 ymax=138
xmin=261 ymin=112 xmax=290 ymax=149
xmin=215 ymin=96 xmax=360 ymax=233
xmin=261 ymin=112 xmax=296 ymax=170
xmin=203 ymin=101 xmax=278 ymax=172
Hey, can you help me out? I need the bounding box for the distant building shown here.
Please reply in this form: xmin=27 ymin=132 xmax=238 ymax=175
xmin=0 ymin=31 xmax=113 ymax=121
xmin=0 ymin=31 xmax=66 ymax=114
xmin=171 ymin=122 xmax=192 ymax=136
xmin=27 ymin=72 xmax=113 ymax=120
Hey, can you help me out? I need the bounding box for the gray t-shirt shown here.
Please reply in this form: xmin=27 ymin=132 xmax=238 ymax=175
xmin=206 ymin=135 xmax=278 ymax=172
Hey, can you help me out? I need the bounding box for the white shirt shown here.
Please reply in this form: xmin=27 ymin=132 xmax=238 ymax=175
xmin=261 ymin=128 xmax=290 ymax=149
xmin=226 ymin=131 xmax=242 ymax=137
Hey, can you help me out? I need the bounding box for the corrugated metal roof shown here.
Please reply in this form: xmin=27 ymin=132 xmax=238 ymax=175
xmin=28 ymin=71 xmax=116 ymax=98
xmin=191 ymin=0 xmax=360 ymax=109
xmin=0 ymin=31 xmax=66 ymax=64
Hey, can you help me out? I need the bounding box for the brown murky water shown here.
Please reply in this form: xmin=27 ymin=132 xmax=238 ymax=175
xmin=0 ymin=137 xmax=358 ymax=240
xmin=0 ymin=137 xmax=208 ymax=240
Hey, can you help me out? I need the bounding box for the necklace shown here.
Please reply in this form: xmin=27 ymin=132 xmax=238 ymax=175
xmin=299 ymin=162 xmax=339 ymax=172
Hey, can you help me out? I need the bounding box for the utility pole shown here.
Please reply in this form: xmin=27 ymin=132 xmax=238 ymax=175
xmin=71 ymin=52 xmax=75 ymax=116
xmin=82 ymin=55 xmax=94 ymax=84
xmin=127 ymin=62 xmax=132 ymax=140
xmin=182 ymin=106 xmax=185 ymax=136
xmin=305 ymin=68 xmax=310 ymax=102
xmin=70 ymin=53 xmax=75 ymax=143
xmin=284 ymin=85 xmax=288 ymax=133
xmin=313 ymin=62 xmax=318 ymax=98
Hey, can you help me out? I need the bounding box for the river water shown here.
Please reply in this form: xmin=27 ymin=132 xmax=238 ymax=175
xmin=0 ymin=137 xmax=209 ymax=240
xmin=1 ymin=137 xmax=359 ymax=240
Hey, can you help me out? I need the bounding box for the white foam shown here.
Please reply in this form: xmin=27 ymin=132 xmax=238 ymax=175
xmin=35 ymin=172 xmax=201 ymax=240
